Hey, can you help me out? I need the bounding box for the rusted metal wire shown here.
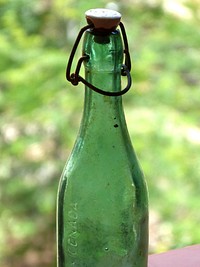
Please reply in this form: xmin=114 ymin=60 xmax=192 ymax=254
xmin=66 ymin=22 xmax=132 ymax=96
xmin=66 ymin=24 xmax=92 ymax=85
xmin=119 ymin=22 xmax=131 ymax=74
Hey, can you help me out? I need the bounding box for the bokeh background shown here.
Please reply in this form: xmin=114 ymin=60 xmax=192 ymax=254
xmin=0 ymin=0 xmax=200 ymax=266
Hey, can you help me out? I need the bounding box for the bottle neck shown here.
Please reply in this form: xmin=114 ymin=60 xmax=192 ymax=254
xmin=81 ymin=29 xmax=126 ymax=130
xmin=82 ymin=88 xmax=124 ymax=131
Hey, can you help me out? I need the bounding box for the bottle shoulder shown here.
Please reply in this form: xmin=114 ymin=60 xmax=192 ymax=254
xmin=63 ymin=125 xmax=144 ymax=182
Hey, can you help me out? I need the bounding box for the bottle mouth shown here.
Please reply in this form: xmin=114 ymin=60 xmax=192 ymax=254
xmin=85 ymin=8 xmax=121 ymax=32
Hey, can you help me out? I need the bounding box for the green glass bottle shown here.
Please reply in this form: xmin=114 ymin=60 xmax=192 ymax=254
xmin=57 ymin=9 xmax=148 ymax=267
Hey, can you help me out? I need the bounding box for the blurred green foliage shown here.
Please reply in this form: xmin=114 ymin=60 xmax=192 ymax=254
xmin=0 ymin=0 xmax=200 ymax=266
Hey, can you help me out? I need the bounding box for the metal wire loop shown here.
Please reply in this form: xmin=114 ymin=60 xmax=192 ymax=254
xmin=66 ymin=22 xmax=132 ymax=96
xmin=66 ymin=24 xmax=92 ymax=83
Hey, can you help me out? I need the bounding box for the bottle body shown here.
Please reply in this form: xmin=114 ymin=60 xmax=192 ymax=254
xmin=57 ymin=29 xmax=148 ymax=267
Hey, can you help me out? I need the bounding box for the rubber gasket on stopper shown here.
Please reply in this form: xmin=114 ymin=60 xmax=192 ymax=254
xmin=85 ymin=8 xmax=121 ymax=31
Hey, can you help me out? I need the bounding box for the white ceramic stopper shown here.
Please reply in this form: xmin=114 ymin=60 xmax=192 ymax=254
xmin=85 ymin=8 xmax=121 ymax=30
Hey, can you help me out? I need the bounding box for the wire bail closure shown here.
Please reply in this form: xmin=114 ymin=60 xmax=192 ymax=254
xmin=66 ymin=22 xmax=132 ymax=96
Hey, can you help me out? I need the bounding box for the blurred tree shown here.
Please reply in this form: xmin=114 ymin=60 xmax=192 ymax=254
xmin=0 ymin=0 xmax=199 ymax=266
